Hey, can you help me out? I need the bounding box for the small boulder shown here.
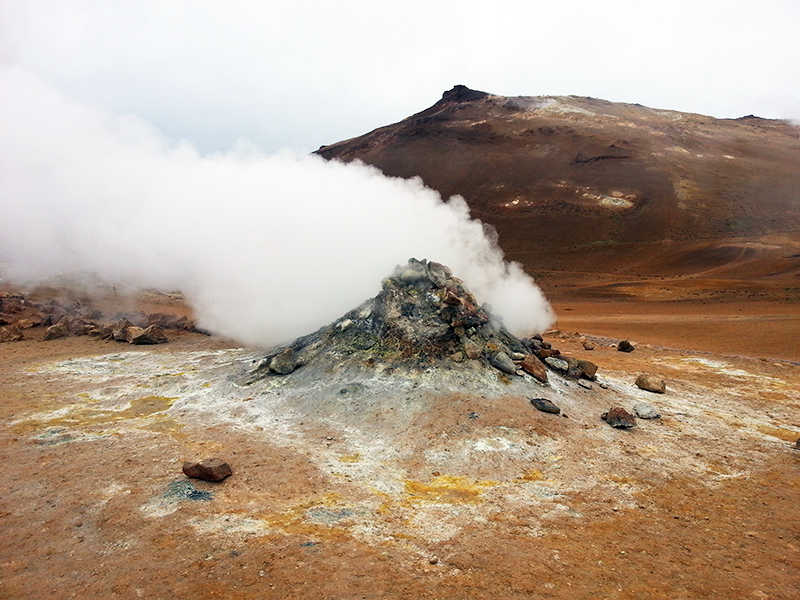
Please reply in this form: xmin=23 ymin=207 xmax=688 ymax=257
xmin=182 ymin=458 xmax=232 ymax=482
xmin=633 ymin=402 xmax=661 ymax=419
xmin=270 ymin=348 xmax=299 ymax=375
xmin=489 ymin=351 xmax=517 ymax=375
xmin=635 ymin=373 xmax=666 ymax=394
xmin=0 ymin=326 xmax=24 ymax=342
xmin=112 ymin=318 xmax=135 ymax=341
xmin=544 ymin=356 xmax=569 ymax=372
xmin=575 ymin=359 xmax=598 ymax=380
xmin=617 ymin=340 xmax=635 ymax=353
xmin=582 ymin=339 xmax=595 ymax=351
xmin=521 ymin=354 xmax=548 ymax=383
xmin=601 ymin=407 xmax=637 ymax=428
xmin=530 ymin=397 xmax=561 ymax=414
xmin=123 ymin=326 xmax=145 ymax=343
xmin=128 ymin=324 xmax=168 ymax=345
xmin=43 ymin=323 xmax=69 ymax=340
xmin=16 ymin=317 xmax=41 ymax=329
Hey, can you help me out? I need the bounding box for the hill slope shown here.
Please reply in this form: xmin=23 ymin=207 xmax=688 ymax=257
xmin=316 ymin=86 xmax=800 ymax=297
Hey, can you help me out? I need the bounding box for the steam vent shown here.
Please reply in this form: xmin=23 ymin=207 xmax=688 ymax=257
xmin=245 ymin=259 xmax=596 ymax=393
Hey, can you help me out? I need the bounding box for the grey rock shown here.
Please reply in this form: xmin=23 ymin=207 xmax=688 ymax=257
xmin=270 ymin=348 xmax=299 ymax=375
xmin=633 ymin=402 xmax=661 ymax=419
xmin=544 ymin=356 xmax=569 ymax=371
xmin=578 ymin=379 xmax=593 ymax=390
xmin=490 ymin=351 xmax=517 ymax=375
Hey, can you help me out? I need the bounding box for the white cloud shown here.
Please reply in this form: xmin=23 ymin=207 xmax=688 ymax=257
xmin=1 ymin=1 xmax=798 ymax=153
xmin=0 ymin=67 xmax=554 ymax=345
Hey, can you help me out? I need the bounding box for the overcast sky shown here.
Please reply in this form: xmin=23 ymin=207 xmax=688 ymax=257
xmin=2 ymin=0 xmax=799 ymax=154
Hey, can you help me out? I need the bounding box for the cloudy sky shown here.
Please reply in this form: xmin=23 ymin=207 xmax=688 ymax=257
xmin=2 ymin=0 xmax=799 ymax=154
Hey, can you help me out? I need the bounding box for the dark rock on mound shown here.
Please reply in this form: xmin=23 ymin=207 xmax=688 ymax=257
xmin=182 ymin=458 xmax=232 ymax=482
xmin=270 ymin=348 xmax=299 ymax=374
xmin=530 ymin=397 xmax=561 ymax=414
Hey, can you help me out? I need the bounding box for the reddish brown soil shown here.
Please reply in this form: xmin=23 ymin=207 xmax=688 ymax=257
xmin=1 ymin=288 xmax=799 ymax=599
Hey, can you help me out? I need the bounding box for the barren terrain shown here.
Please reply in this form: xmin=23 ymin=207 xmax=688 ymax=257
xmin=1 ymin=285 xmax=798 ymax=600
xmin=2 ymin=88 xmax=799 ymax=598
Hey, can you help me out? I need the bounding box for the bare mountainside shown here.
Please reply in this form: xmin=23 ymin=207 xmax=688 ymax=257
xmin=316 ymin=86 xmax=800 ymax=302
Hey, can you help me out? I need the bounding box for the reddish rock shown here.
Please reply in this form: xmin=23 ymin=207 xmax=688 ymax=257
xmin=576 ymin=359 xmax=598 ymax=380
xmin=521 ymin=354 xmax=548 ymax=383
xmin=443 ymin=288 xmax=462 ymax=305
xmin=601 ymin=407 xmax=637 ymax=428
xmin=182 ymin=458 xmax=232 ymax=482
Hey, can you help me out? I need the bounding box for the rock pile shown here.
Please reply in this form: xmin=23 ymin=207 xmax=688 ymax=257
xmin=249 ymin=259 xmax=598 ymax=386
xmin=0 ymin=292 xmax=204 ymax=344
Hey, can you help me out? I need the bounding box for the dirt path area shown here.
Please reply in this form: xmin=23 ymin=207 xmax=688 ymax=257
xmin=551 ymin=300 xmax=800 ymax=363
xmin=1 ymin=319 xmax=798 ymax=599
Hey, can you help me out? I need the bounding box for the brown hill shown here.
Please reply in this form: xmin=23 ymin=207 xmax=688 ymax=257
xmin=316 ymin=86 xmax=800 ymax=307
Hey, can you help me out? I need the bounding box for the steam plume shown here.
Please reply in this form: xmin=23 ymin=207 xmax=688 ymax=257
xmin=0 ymin=67 xmax=553 ymax=346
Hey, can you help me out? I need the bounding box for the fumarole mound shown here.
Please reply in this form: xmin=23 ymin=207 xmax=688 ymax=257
xmin=246 ymin=259 xmax=591 ymax=390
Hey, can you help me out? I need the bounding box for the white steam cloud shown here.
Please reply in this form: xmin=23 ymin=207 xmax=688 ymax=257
xmin=0 ymin=66 xmax=553 ymax=346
